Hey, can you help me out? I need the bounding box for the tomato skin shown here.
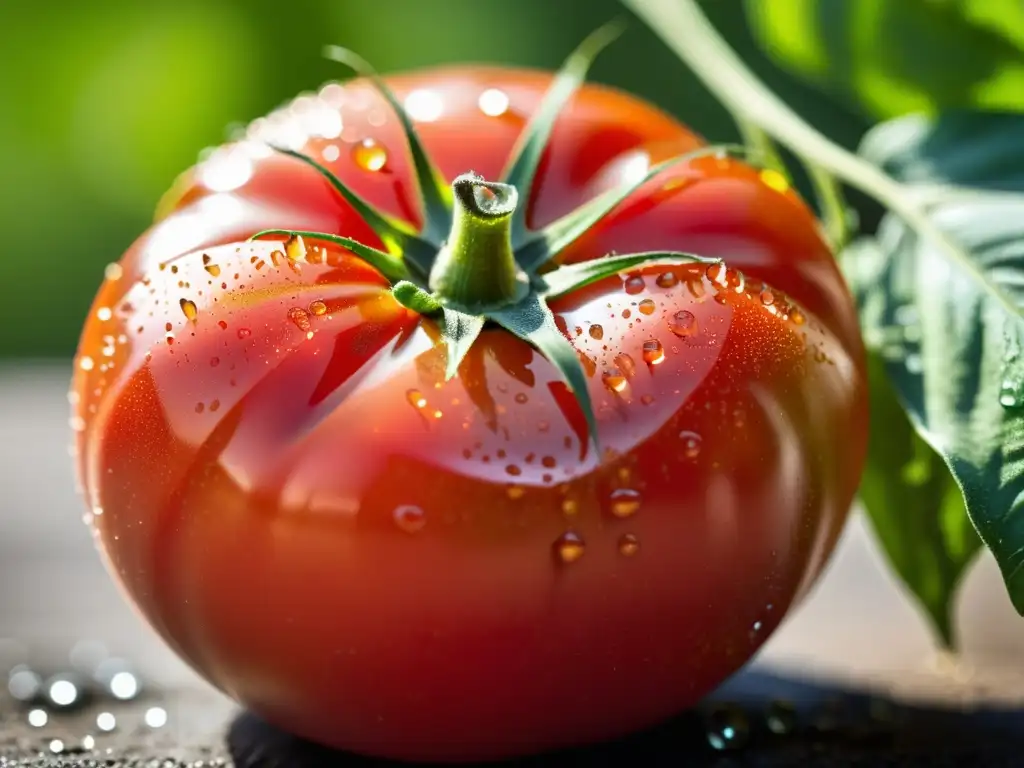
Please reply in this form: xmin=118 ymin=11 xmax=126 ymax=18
xmin=71 ymin=67 xmax=867 ymax=762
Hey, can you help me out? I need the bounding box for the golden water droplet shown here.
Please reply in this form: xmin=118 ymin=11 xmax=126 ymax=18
xmin=285 ymin=235 xmax=307 ymax=262
xmin=760 ymin=168 xmax=790 ymax=193
xmin=553 ymin=531 xmax=585 ymax=563
xmin=104 ymin=263 xmax=123 ymax=281
xmin=393 ymin=505 xmax=426 ymax=534
xmin=288 ymin=307 xmax=312 ymax=333
xmin=680 ymin=430 xmax=702 ymax=458
xmin=602 ymin=369 xmax=628 ymax=393
xmin=609 ymin=488 xmax=641 ymax=518
xmin=506 ymin=485 xmax=525 ymax=500
xmin=642 ymin=338 xmax=665 ymax=366
xmin=656 ymin=272 xmax=678 ymax=288
xmin=561 ymin=499 xmax=578 ymax=516
xmin=353 ymin=138 xmax=388 ymax=172
xmin=624 ymin=274 xmax=646 ymax=295
xmin=179 ymin=299 xmax=198 ymax=322
xmin=407 ymin=389 xmax=428 ymax=409
xmin=613 ymin=353 xmax=636 ymax=378
xmin=668 ymin=310 xmax=698 ymax=338
xmin=588 ymin=324 xmax=604 ymax=340
xmin=638 ymin=298 xmax=656 ymax=315
xmin=202 ymin=253 xmax=221 ymax=277
xmin=705 ymin=263 xmax=727 ymax=285
xmin=790 ymin=308 xmax=806 ymax=325
xmin=309 ymin=300 xmax=327 ymax=316
xmin=618 ymin=533 xmax=640 ymax=556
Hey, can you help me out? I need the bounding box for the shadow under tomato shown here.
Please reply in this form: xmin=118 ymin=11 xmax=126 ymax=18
xmin=224 ymin=668 xmax=1024 ymax=767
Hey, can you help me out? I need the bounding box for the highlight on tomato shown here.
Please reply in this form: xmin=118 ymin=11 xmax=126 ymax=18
xmin=70 ymin=23 xmax=867 ymax=763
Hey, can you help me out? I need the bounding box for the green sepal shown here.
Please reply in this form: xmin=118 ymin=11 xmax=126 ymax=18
xmin=392 ymin=281 xmax=441 ymax=315
xmin=489 ymin=293 xmax=600 ymax=455
xmin=440 ymin=308 xmax=486 ymax=380
xmin=540 ymin=250 xmax=714 ymax=300
xmin=269 ymin=145 xmax=435 ymax=279
xmin=501 ymin=19 xmax=627 ymax=247
xmin=250 ymin=229 xmax=410 ymax=282
xmin=323 ymin=45 xmax=453 ymax=244
xmin=516 ymin=144 xmax=747 ymax=273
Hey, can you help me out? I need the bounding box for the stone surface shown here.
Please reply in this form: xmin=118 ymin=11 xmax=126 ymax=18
xmin=4 ymin=362 xmax=1024 ymax=766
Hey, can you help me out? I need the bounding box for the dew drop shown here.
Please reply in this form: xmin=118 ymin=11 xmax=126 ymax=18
xmin=641 ymin=394 xmax=654 ymax=405
xmin=285 ymin=234 xmax=307 ymax=262
xmin=561 ymin=499 xmax=578 ymax=516
xmin=705 ymin=704 xmax=750 ymax=751
xmin=288 ymin=307 xmax=312 ymax=333
xmin=624 ymin=274 xmax=646 ymax=295
xmin=202 ymin=253 xmax=221 ymax=277
xmin=104 ymin=262 xmax=123 ymax=281
xmin=765 ymin=700 xmax=798 ymax=735
xmin=353 ymin=138 xmax=388 ymax=172
xmin=79 ymin=356 xmax=95 ymax=371
xmin=588 ymin=324 xmax=604 ymax=340
xmin=642 ymin=338 xmax=665 ymax=367
xmin=309 ymin=299 xmax=327 ymax=316
xmin=609 ymin=488 xmax=641 ymax=518
xmin=393 ymin=504 xmax=426 ymax=534
xmin=638 ymin=298 xmax=656 ymax=315
xmin=613 ymin=352 xmax=637 ymax=378
xmin=179 ymin=298 xmax=198 ymax=322
xmin=680 ymin=430 xmax=703 ymax=458
xmin=407 ymin=389 xmax=428 ymax=409
xmin=656 ymin=272 xmax=678 ymax=288
xmin=760 ymin=168 xmax=790 ymax=193
xmin=618 ymin=533 xmax=640 ymax=556
xmin=553 ymin=531 xmax=585 ymax=563
xmin=668 ymin=310 xmax=698 ymax=337
xmin=790 ymin=308 xmax=805 ymax=325
xmin=237 ymin=327 xmax=251 ymax=339
xmin=27 ymin=709 xmax=47 ymax=728
xmin=602 ymin=369 xmax=628 ymax=393
xmin=514 ymin=392 xmax=528 ymax=404
xmin=999 ymin=380 xmax=1022 ymax=408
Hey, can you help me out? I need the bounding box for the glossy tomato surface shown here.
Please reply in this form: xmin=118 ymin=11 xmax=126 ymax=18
xmin=71 ymin=67 xmax=868 ymax=762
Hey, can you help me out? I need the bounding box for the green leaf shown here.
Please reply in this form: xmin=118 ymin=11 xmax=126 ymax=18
xmin=855 ymin=342 xmax=981 ymax=648
xmin=516 ymin=145 xmax=746 ymax=273
xmin=843 ymin=113 xmax=1024 ymax=613
xmin=270 ymin=146 xmax=435 ymax=279
xmin=501 ymin=19 xmax=626 ymax=247
xmin=744 ymin=0 xmax=1024 ymax=118
xmin=440 ymin=308 xmax=485 ymax=380
xmin=323 ymin=45 xmax=452 ymax=244
xmin=489 ymin=294 xmax=599 ymax=454
xmin=540 ymin=250 xmax=712 ymax=300
xmin=250 ymin=229 xmax=410 ymax=283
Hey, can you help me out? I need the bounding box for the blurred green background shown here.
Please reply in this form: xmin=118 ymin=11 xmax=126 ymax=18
xmin=0 ymin=0 xmax=880 ymax=358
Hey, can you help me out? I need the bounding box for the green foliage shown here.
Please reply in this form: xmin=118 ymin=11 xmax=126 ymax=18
xmin=846 ymin=113 xmax=1024 ymax=614
xmin=745 ymin=0 xmax=1024 ymax=118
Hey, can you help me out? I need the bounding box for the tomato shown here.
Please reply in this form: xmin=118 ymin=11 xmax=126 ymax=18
xmin=71 ymin=56 xmax=867 ymax=762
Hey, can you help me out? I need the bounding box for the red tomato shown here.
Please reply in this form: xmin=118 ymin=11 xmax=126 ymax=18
xmin=71 ymin=66 xmax=867 ymax=762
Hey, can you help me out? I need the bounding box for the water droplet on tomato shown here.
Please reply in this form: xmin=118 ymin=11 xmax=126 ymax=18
xmin=680 ymin=430 xmax=702 ymax=458
xmin=210 ymin=357 xmax=220 ymax=368
xmin=588 ymin=324 xmax=604 ymax=340
xmin=668 ymin=310 xmax=698 ymax=337
xmin=353 ymin=138 xmax=388 ymax=172
xmin=602 ymin=369 xmax=628 ymax=393
xmin=407 ymin=389 xmax=428 ymax=409
xmin=638 ymin=298 xmax=656 ymax=315
xmin=506 ymin=464 xmax=522 ymax=477
xmin=613 ymin=353 xmax=636 ymax=378
xmin=309 ymin=300 xmax=327 ymax=316
xmin=288 ymin=307 xmax=312 ymax=333
xmin=790 ymin=308 xmax=805 ymax=325
xmin=609 ymin=488 xmax=641 ymax=518
xmin=393 ymin=505 xmax=426 ymax=534
xmin=96 ymin=306 xmax=113 ymax=322
xmin=179 ymin=299 xmax=198 ymax=322
xmin=506 ymin=485 xmax=525 ymax=500
xmin=705 ymin=704 xmax=749 ymax=751
xmin=514 ymin=392 xmax=528 ymax=404
xmin=561 ymin=499 xmax=578 ymax=516
xmin=618 ymin=533 xmax=640 ymax=556
xmin=541 ymin=456 xmax=557 ymax=468
xmin=760 ymin=168 xmax=789 ymax=193
xmin=624 ymin=274 xmax=645 ymax=295
xmin=202 ymin=253 xmax=221 ymax=277
xmin=656 ymin=272 xmax=678 ymax=288
xmin=553 ymin=531 xmax=585 ymax=563
xmin=759 ymin=289 xmax=775 ymax=306
xmin=642 ymin=338 xmax=665 ymax=367
xmin=104 ymin=263 xmax=123 ymax=281
xmin=285 ymin=234 xmax=307 ymax=262
xmin=765 ymin=700 xmax=798 ymax=735
xmin=237 ymin=328 xmax=251 ymax=339
xmin=705 ymin=263 xmax=727 ymax=285
xmin=478 ymin=88 xmax=510 ymax=117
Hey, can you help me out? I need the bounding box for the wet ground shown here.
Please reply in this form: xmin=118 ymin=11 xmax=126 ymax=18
xmin=5 ymin=363 xmax=1024 ymax=766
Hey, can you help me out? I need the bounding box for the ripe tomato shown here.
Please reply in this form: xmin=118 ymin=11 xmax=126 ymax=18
xmin=71 ymin=54 xmax=867 ymax=762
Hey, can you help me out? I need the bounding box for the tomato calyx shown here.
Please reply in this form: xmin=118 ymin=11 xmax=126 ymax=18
xmin=248 ymin=21 xmax=739 ymax=451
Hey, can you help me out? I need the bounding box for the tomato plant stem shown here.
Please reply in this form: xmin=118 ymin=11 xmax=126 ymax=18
xmin=429 ymin=173 xmax=526 ymax=310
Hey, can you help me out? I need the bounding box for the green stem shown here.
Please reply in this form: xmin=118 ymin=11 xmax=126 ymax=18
xmin=429 ymin=173 xmax=526 ymax=310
